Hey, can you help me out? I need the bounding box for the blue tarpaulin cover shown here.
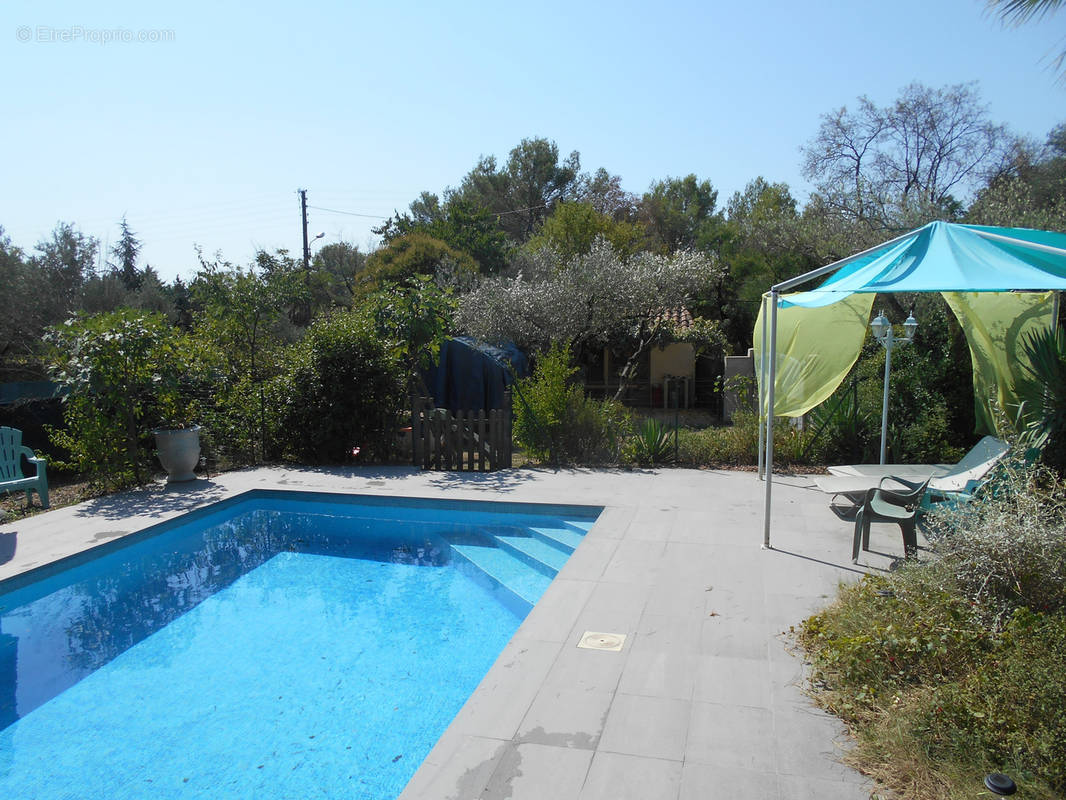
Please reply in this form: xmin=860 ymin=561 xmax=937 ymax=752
xmin=425 ymin=337 xmax=528 ymax=411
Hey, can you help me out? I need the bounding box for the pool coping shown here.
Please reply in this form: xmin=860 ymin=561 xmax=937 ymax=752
xmin=1 ymin=466 xmax=892 ymax=799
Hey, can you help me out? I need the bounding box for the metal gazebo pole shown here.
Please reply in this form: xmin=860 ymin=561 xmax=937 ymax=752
xmin=757 ymin=294 xmax=768 ymax=478
xmin=762 ymin=290 xmax=778 ymax=549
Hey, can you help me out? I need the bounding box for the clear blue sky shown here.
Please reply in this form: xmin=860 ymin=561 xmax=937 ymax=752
xmin=3 ymin=0 xmax=1063 ymax=282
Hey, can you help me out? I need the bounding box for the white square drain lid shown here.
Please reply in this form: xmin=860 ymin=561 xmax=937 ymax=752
xmin=577 ymin=631 xmax=627 ymax=652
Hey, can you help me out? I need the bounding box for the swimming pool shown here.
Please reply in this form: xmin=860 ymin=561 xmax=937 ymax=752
xmin=0 ymin=491 xmax=600 ymax=799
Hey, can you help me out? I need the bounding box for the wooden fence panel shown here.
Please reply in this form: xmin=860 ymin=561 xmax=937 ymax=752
xmin=410 ymin=394 xmax=512 ymax=472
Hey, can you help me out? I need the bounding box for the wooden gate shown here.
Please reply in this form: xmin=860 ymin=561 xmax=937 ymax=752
xmin=410 ymin=392 xmax=512 ymax=471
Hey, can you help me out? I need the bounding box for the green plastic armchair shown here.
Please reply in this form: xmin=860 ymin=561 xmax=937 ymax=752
xmin=852 ymin=477 xmax=928 ymax=563
xmin=0 ymin=426 xmax=49 ymax=509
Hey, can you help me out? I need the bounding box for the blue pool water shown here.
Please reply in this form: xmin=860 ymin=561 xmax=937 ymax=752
xmin=0 ymin=492 xmax=599 ymax=799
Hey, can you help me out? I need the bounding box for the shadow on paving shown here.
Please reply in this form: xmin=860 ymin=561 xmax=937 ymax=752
xmin=0 ymin=531 xmax=14 ymax=566
xmin=283 ymin=464 xmax=423 ymax=481
xmin=73 ymin=479 xmax=226 ymax=521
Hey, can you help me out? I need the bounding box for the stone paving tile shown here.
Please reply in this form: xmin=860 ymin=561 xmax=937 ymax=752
xmin=777 ymin=773 xmax=874 ymax=799
xmin=480 ymin=742 xmax=593 ymax=800
xmin=773 ymin=706 xmax=862 ymax=784
xmin=704 ymin=584 xmax=767 ymax=624
xmin=668 ymin=508 xmax=718 ymax=544
xmin=515 ymin=686 xmax=614 ymax=750
xmin=556 ymin=536 xmax=619 ymax=581
xmin=600 ymin=538 xmax=667 ymax=585
xmin=448 ymin=638 xmax=563 ymax=741
xmin=700 ymin=617 xmax=772 ymax=660
xmin=400 ymin=734 xmax=507 ymax=800
xmin=567 ymin=580 xmax=649 ymax=642
xmin=679 ymin=762 xmax=780 ymax=800
xmin=686 ymin=701 xmax=776 ymax=772
xmin=541 ymin=638 xmax=627 ymax=694
xmin=597 ymin=693 xmax=690 ymax=762
xmin=643 ymin=581 xmax=708 ymax=617
xmin=692 ymin=655 xmax=772 ymax=708
xmin=586 ymin=505 xmax=636 ymax=538
xmin=632 ymin=612 xmax=703 ymax=652
xmin=616 ymin=647 xmax=698 ymax=701
xmin=513 ymin=578 xmax=595 ymax=643
xmin=623 ymin=504 xmax=678 ymax=542
xmin=578 ymin=751 xmax=682 ymax=800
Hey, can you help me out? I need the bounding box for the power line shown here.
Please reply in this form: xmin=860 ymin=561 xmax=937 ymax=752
xmin=307 ymin=204 xmax=390 ymax=220
xmin=307 ymin=201 xmax=550 ymax=220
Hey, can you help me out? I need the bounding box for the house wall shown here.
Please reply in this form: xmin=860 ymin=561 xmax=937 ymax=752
xmin=650 ymin=343 xmax=695 ymax=384
xmin=722 ymin=348 xmax=755 ymax=422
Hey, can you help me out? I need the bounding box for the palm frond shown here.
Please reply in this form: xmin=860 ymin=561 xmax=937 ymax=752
xmin=987 ymin=0 xmax=1064 ymax=25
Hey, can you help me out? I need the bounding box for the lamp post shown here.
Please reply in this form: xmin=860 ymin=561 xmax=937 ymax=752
xmin=870 ymin=308 xmax=918 ymax=464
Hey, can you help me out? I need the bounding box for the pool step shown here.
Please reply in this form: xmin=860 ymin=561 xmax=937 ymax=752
xmin=450 ymin=543 xmax=553 ymax=616
xmin=528 ymin=525 xmax=585 ymax=553
xmin=493 ymin=534 xmax=570 ymax=577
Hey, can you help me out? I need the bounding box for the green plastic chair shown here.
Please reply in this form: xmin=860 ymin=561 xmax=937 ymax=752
xmin=0 ymin=426 xmax=49 ymax=508
xmin=886 ymin=473 xmax=985 ymax=512
xmin=852 ymin=477 xmax=928 ymax=563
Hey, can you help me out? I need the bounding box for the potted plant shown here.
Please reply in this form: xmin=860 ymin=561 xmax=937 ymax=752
xmin=151 ymin=347 xmax=205 ymax=483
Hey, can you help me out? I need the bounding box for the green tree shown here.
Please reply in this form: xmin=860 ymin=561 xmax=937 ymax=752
xmin=312 ymin=241 xmax=367 ymax=307
xmin=0 ymin=223 xmax=98 ymax=379
xmin=188 ymin=252 xmax=303 ymax=464
xmin=360 ymin=276 xmax=457 ymax=395
xmin=108 ymin=217 xmax=143 ymax=291
xmin=374 ymin=194 xmax=511 ymax=273
xmin=456 ymin=137 xmax=581 ymax=241
xmin=31 ymin=222 xmax=98 ymax=312
xmin=0 ymin=229 xmax=43 ymax=379
xmin=967 ymin=122 xmax=1066 ymax=229
xmin=526 ymin=201 xmax=644 ymax=259
xmin=575 ymin=167 xmax=639 ymax=220
xmin=639 ymin=175 xmax=725 ymax=253
xmin=711 ymin=178 xmax=813 ymax=351
xmin=358 ymin=232 xmax=478 ymax=296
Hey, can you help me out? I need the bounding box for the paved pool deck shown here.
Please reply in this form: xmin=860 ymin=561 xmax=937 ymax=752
xmin=0 ymin=465 xmax=908 ymax=799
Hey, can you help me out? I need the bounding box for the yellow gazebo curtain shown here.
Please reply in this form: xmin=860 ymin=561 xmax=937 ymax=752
xmin=943 ymin=291 xmax=1054 ymax=434
xmin=753 ymin=293 xmax=874 ymax=417
xmin=754 ymin=290 xmax=1054 ymax=431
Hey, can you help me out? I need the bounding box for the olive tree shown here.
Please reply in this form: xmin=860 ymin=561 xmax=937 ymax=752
xmin=456 ymin=238 xmax=723 ymax=399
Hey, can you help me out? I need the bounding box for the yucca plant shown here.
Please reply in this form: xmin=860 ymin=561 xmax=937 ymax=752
xmin=628 ymin=418 xmax=674 ymax=465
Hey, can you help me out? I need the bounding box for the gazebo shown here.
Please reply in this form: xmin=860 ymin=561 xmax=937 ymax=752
xmin=755 ymin=221 xmax=1066 ymax=546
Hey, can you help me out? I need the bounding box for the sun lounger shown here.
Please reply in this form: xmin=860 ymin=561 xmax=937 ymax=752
xmin=815 ymin=436 xmax=1009 ymax=515
xmin=826 ymin=436 xmax=1007 ymax=479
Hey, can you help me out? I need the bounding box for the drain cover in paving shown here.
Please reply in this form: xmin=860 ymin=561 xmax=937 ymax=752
xmin=577 ymin=631 xmax=626 ymax=651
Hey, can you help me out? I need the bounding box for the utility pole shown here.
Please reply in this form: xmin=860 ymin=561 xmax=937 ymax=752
xmin=298 ymin=188 xmax=310 ymax=271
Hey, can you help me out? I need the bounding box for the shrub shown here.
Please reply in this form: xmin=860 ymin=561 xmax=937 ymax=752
xmin=200 ymin=374 xmax=282 ymax=467
xmin=274 ymin=312 xmax=404 ymax=463
xmin=676 ymin=409 xmax=813 ymax=467
xmin=920 ymin=610 xmax=1066 ymax=795
xmin=45 ymin=310 xmax=197 ymax=489
xmin=513 ymin=342 xmax=630 ymax=464
xmin=924 ymin=460 xmax=1066 ymax=627
xmin=799 ymin=459 xmax=1066 ymax=797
